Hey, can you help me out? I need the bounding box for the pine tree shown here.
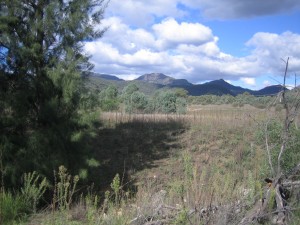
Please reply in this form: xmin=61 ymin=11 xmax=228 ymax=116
xmin=0 ymin=0 xmax=107 ymax=187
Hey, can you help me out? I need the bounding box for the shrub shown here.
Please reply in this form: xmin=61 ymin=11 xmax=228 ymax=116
xmin=21 ymin=172 xmax=48 ymax=213
xmin=0 ymin=190 xmax=28 ymax=224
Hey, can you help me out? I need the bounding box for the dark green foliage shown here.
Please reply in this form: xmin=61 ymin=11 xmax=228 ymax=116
xmin=119 ymin=85 xmax=187 ymax=114
xmin=128 ymin=91 xmax=148 ymax=113
xmin=0 ymin=190 xmax=29 ymax=224
xmin=176 ymin=97 xmax=187 ymax=114
xmin=122 ymin=83 xmax=139 ymax=101
xmin=99 ymin=85 xmax=119 ymax=111
xmin=0 ymin=0 xmax=107 ymax=187
xmin=122 ymin=84 xmax=149 ymax=113
xmin=189 ymin=93 xmax=274 ymax=108
xmin=173 ymin=88 xmax=189 ymax=98
xmin=154 ymin=91 xmax=177 ymax=113
xmin=80 ymin=91 xmax=99 ymax=111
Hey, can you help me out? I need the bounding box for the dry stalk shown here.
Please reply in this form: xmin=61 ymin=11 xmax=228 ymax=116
xmin=239 ymin=58 xmax=300 ymax=225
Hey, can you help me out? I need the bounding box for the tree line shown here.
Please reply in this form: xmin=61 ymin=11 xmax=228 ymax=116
xmin=96 ymin=84 xmax=188 ymax=114
xmin=188 ymin=92 xmax=276 ymax=108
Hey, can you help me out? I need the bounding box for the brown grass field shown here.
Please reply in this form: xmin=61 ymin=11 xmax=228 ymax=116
xmin=25 ymin=104 xmax=300 ymax=224
xmin=90 ymin=105 xmax=270 ymax=223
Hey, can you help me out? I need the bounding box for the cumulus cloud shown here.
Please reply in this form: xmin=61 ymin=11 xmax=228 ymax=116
xmin=105 ymin=0 xmax=300 ymax=24
xmin=84 ymin=15 xmax=300 ymax=83
xmin=246 ymin=31 xmax=300 ymax=74
xmin=82 ymin=0 xmax=300 ymax=83
xmin=105 ymin=0 xmax=185 ymax=26
xmin=152 ymin=18 xmax=214 ymax=49
xmin=99 ymin=17 xmax=156 ymax=53
xmin=241 ymin=77 xmax=256 ymax=86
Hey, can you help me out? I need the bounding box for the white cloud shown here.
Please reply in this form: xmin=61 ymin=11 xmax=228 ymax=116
xmin=152 ymin=18 xmax=214 ymax=49
xmin=241 ymin=77 xmax=256 ymax=86
xmin=105 ymin=0 xmax=300 ymax=24
xmin=85 ymin=16 xmax=300 ymax=83
xmin=263 ymin=80 xmax=271 ymax=87
xmin=99 ymin=17 xmax=156 ymax=53
xmin=105 ymin=0 xmax=185 ymax=26
xmin=122 ymin=49 xmax=169 ymax=66
xmin=246 ymin=31 xmax=300 ymax=74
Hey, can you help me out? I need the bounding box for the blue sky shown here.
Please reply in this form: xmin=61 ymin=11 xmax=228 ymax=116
xmin=84 ymin=0 xmax=300 ymax=90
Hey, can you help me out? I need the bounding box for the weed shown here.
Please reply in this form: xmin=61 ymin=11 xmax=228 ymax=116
xmin=174 ymin=209 xmax=189 ymax=225
xmin=53 ymin=166 xmax=79 ymax=211
xmin=21 ymin=171 xmax=48 ymax=213
xmin=110 ymin=173 xmax=121 ymax=206
xmin=182 ymin=151 xmax=193 ymax=183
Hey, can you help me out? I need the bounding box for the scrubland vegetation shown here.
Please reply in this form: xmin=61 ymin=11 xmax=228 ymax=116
xmin=1 ymin=104 xmax=300 ymax=224
xmin=1 ymin=1 xmax=300 ymax=224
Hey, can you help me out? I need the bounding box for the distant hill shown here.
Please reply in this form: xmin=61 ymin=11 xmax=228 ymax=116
xmin=90 ymin=72 xmax=124 ymax=81
xmin=87 ymin=72 xmax=285 ymax=96
xmin=252 ymin=85 xmax=284 ymax=96
xmin=87 ymin=73 xmax=165 ymax=95
xmin=186 ymin=83 xmax=234 ymax=96
xmin=204 ymin=79 xmax=253 ymax=95
xmin=136 ymin=73 xmax=192 ymax=86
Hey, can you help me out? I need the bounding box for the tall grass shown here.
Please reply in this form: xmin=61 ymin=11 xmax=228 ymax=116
xmin=101 ymin=104 xmax=266 ymax=129
xmin=7 ymin=104 xmax=300 ymax=224
xmin=95 ymin=105 xmax=271 ymax=224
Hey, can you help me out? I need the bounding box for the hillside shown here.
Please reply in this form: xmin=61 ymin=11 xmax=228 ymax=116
xmin=88 ymin=72 xmax=285 ymax=96
xmin=136 ymin=73 xmax=192 ymax=86
xmin=252 ymin=84 xmax=284 ymax=96
xmin=90 ymin=72 xmax=124 ymax=81
xmin=87 ymin=74 xmax=166 ymax=95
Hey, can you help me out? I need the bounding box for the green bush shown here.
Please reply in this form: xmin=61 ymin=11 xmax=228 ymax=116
xmin=0 ymin=190 xmax=28 ymax=224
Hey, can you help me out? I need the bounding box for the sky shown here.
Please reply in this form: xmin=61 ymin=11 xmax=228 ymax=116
xmin=84 ymin=0 xmax=300 ymax=90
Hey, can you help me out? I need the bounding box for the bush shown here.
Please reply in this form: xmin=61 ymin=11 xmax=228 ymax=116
xmin=0 ymin=191 xmax=28 ymax=224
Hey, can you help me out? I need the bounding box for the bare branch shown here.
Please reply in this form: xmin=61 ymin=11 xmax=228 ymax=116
xmin=265 ymin=123 xmax=275 ymax=176
xmin=277 ymin=57 xmax=290 ymax=175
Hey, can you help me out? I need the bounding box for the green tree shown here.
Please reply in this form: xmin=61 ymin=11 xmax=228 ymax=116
xmin=173 ymin=88 xmax=188 ymax=98
xmin=99 ymin=85 xmax=119 ymax=111
xmin=129 ymin=91 xmax=148 ymax=113
xmin=155 ymin=91 xmax=177 ymax=113
xmin=105 ymin=85 xmax=118 ymax=100
xmin=176 ymin=97 xmax=187 ymax=114
xmin=122 ymin=83 xmax=139 ymax=113
xmin=122 ymin=83 xmax=139 ymax=101
xmin=0 ymin=0 xmax=107 ymax=187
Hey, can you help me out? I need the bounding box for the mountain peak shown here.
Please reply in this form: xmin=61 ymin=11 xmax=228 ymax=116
xmin=136 ymin=73 xmax=192 ymax=86
xmin=136 ymin=73 xmax=173 ymax=83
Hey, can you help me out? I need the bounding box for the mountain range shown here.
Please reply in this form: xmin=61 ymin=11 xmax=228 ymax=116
xmin=88 ymin=72 xmax=284 ymax=96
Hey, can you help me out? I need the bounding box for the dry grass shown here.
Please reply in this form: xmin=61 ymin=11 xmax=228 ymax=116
xmin=26 ymin=104 xmax=291 ymax=224
xmin=102 ymin=104 xmax=268 ymax=127
xmin=94 ymin=105 xmax=271 ymax=224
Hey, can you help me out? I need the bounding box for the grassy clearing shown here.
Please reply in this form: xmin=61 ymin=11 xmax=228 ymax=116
xmin=7 ymin=105 xmax=300 ymax=224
